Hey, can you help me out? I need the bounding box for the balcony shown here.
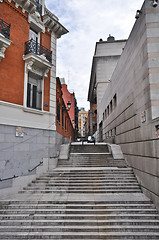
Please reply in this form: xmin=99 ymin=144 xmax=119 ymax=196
xmin=23 ymin=39 xmax=53 ymax=79
xmin=0 ymin=18 xmax=11 ymax=40
xmin=24 ymin=39 xmax=52 ymax=63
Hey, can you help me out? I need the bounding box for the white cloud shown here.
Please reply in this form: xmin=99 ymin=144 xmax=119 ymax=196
xmin=46 ymin=0 xmax=144 ymax=110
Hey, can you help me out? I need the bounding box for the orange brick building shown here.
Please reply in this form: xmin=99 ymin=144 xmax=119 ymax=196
xmin=0 ymin=0 xmax=69 ymax=195
xmin=60 ymin=78 xmax=78 ymax=139
xmin=56 ymin=77 xmax=75 ymax=141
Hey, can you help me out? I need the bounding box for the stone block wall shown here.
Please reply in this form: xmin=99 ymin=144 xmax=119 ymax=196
xmin=98 ymin=0 xmax=159 ymax=210
xmin=0 ymin=124 xmax=69 ymax=190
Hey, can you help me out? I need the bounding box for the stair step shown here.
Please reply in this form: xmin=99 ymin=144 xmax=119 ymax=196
xmin=1 ymin=144 xmax=159 ymax=239
xmin=0 ymin=203 xmax=154 ymax=209
xmin=1 ymin=214 xmax=159 ymax=221
xmin=1 ymin=219 xmax=159 ymax=226
xmin=0 ymin=231 xmax=159 ymax=239
xmin=0 ymin=225 xmax=159 ymax=232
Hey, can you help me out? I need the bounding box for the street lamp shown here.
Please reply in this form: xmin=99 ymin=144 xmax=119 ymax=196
xmin=152 ymin=0 xmax=158 ymax=7
xmin=66 ymin=101 xmax=71 ymax=111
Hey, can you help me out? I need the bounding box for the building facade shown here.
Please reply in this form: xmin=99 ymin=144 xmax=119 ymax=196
xmin=0 ymin=0 xmax=68 ymax=194
xmin=85 ymin=104 xmax=97 ymax=137
xmin=56 ymin=77 xmax=75 ymax=141
xmin=88 ymin=0 xmax=159 ymax=210
xmin=78 ymin=108 xmax=88 ymax=137
xmin=88 ymin=35 xmax=126 ymax=136
xmin=60 ymin=78 xmax=78 ymax=139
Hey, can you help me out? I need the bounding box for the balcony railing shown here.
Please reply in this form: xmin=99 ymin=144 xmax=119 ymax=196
xmin=24 ymin=39 xmax=52 ymax=63
xmin=0 ymin=18 xmax=11 ymax=40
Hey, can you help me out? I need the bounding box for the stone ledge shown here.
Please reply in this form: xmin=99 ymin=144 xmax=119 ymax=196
xmin=107 ymin=143 xmax=124 ymax=160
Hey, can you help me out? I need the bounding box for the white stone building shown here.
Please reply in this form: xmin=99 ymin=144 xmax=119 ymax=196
xmin=88 ymin=0 xmax=159 ymax=210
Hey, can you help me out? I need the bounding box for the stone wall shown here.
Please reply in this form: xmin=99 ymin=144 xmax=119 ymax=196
xmin=98 ymin=0 xmax=159 ymax=210
xmin=0 ymin=124 xmax=69 ymax=191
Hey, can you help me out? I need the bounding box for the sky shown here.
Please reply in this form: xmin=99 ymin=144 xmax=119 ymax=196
xmin=45 ymin=0 xmax=144 ymax=110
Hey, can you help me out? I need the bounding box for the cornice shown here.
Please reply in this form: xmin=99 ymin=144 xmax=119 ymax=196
xmin=43 ymin=7 xmax=69 ymax=38
xmin=2 ymin=0 xmax=37 ymax=14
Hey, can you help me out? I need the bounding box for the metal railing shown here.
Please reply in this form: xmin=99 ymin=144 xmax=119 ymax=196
xmin=0 ymin=175 xmax=18 ymax=182
xmin=28 ymin=161 xmax=43 ymax=172
xmin=0 ymin=18 xmax=11 ymax=40
xmin=0 ymin=161 xmax=43 ymax=182
xmin=24 ymin=39 xmax=52 ymax=63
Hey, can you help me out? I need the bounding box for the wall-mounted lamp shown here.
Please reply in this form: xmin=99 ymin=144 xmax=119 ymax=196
xmin=155 ymin=124 xmax=159 ymax=130
xmin=152 ymin=0 xmax=158 ymax=7
xmin=135 ymin=10 xmax=142 ymax=19
xmin=66 ymin=101 xmax=71 ymax=111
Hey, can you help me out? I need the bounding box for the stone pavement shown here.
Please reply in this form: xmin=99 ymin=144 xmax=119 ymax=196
xmin=0 ymin=143 xmax=159 ymax=239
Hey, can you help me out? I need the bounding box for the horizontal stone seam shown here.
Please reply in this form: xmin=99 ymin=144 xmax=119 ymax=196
xmin=103 ymin=104 xmax=135 ymax=129
xmin=128 ymin=165 xmax=159 ymax=179
xmin=141 ymin=185 xmax=159 ymax=198
xmin=113 ymin=126 xmax=140 ymax=137
xmin=118 ymin=137 xmax=159 ymax=145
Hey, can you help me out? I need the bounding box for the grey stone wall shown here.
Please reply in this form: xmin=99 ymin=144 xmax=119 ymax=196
xmin=0 ymin=124 xmax=69 ymax=190
xmin=98 ymin=0 xmax=159 ymax=210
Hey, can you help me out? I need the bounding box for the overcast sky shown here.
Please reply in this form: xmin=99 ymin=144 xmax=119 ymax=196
xmin=46 ymin=0 xmax=144 ymax=110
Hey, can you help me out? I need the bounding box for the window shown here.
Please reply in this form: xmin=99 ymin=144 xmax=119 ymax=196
xmin=29 ymin=28 xmax=40 ymax=55
xmin=62 ymin=107 xmax=64 ymax=127
xmin=65 ymin=116 xmax=67 ymax=131
xmin=107 ymin=105 xmax=109 ymax=116
xmin=27 ymin=72 xmax=42 ymax=110
xmin=29 ymin=28 xmax=39 ymax=43
xmin=57 ymin=100 xmax=60 ymax=122
xmin=113 ymin=94 xmax=117 ymax=109
xmin=110 ymin=100 xmax=113 ymax=113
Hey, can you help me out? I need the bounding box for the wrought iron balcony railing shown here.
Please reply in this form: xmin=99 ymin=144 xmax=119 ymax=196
xmin=24 ymin=39 xmax=52 ymax=63
xmin=0 ymin=18 xmax=11 ymax=40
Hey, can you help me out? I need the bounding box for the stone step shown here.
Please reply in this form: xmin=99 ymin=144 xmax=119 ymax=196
xmin=0 ymin=231 xmax=159 ymax=239
xmin=0 ymin=208 xmax=157 ymax=215
xmin=35 ymin=174 xmax=136 ymax=178
xmin=31 ymin=181 xmax=138 ymax=185
xmin=1 ymin=219 xmax=159 ymax=226
xmin=24 ymin=184 xmax=140 ymax=188
xmin=0 ymin=225 xmax=159 ymax=232
xmin=1 ymin=213 xmax=159 ymax=221
xmin=0 ymin=200 xmax=153 ymax=204
xmin=19 ymin=189 xmax=141 ymax=194
xmin=31 ymin=179 xmax=137 ymax=183
xmin=27 ymin=183 xmax=139 ymax=188
xmin=0 ymin=203 xmax=155 ymax=210
xmin=70 ymin=145 xmax=109 ymax=153
xmin=39 ymin=170 xmax=134 ymax=173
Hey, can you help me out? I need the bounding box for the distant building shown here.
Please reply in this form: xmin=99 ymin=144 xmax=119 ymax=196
xmin=88 ymin=35 xmax=126 ymax=136
xmin=78 ymin=108 xmax=88 ymax=137
xmin=56 ymin=78 xmax=75 ymax=141
xmin=60 ymin=78 xmax=78 ymax=138
xmin=85 ymin=104 xmax=97 ymax=137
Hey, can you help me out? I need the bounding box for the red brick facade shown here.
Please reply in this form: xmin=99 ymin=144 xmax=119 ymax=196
xmin=0 ymin=1 xmax=50 ymax=111
xmin=56 ymin=78 xmax=75 ymax=141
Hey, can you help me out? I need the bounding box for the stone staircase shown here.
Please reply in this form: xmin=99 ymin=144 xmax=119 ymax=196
xmin=0 ymin=143 xmax=159 ymax=239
